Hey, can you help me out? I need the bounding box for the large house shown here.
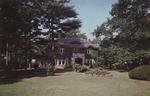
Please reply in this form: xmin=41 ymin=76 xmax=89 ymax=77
xmin=52 ymin=38 xmax=101 ymax=69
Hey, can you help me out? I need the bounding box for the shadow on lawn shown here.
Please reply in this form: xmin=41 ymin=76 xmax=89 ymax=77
xmin=0 ymin=68 xmax=73 ymax=85
xmin=55 ymin=68 xmax=73 ymax=73
xmin=0 ymin=69 xmax=45 ymax=85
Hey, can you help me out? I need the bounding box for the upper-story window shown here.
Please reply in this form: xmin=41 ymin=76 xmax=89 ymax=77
xmin=73 ymin=48 xmax=78 ymax=52
xmin=87 ymin=49 xmax=91 ymax=54
xmin=59 ymin=48 xmax=64 ymax=54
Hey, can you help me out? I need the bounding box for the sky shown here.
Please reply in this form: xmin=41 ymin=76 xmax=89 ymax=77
xmin=70 ymin=0 xmax=118 ymax=40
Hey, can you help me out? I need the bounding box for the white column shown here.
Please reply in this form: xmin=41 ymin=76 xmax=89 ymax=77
xmin=66 ymin=59 xmax=67 ymax=67
xmin=57 ymin=59 xmax=59 ymax=65
xmin=61 ymin=60 xmax=63 ymax=65
xmin=82 ymin=57 xmax=84 ymax=65
xmin=71 ymin=58 xmax=74 ymax=64
xmin=64 ymin=59 xmax=66 ymax=65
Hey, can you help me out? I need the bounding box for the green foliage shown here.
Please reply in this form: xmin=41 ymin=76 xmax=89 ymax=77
xmin=0 ymin=0 xmax=81 ymax=70
xmin=92 ymin=22 xmax=113 ymax=40
xmin=129 ymin=65 xmax=150 ymax=80
xmin=98 ymin=44 xmax=133 ymax=70
xmin=95 ymin=56 xmax=105 ymax=67
xmin=31 ymin=0 xmax=81 ymax=70
xmin=65 ymin=30 xmax=87 ymax=39
xmin=93 ymin=0 xmax=150 ymax=70
xmin=30 ymin=0 xmax=81 ymax=38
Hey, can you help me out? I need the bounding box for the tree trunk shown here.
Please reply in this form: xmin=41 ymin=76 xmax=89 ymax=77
xmin=5 ymin=41 xmax=9 ymax=66
xmin=45 ymin=17 xmax=56 ymax=75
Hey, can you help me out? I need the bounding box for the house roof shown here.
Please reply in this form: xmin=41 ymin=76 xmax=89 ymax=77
xmin=55 ymin=38 xmax=101 ymax=50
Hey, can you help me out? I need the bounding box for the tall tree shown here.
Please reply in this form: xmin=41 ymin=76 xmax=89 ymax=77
xmin=110 ymin=0 xmax=150 ymax=63
xmin=93 ymin=0 xmax=150 ymax=69
xmin=0 ymin=0 xmax=46 ymax=69
xmin=0 ymin=0 xmax=81 ymax=72
xmin=26 ymin=0 xmax=81 ymax=74
xmin=0 ymin=0 xmax=24 ymax=69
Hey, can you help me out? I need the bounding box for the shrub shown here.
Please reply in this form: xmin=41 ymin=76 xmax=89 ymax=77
xmin=85 ymin=68 xmax=111 ymax=76
xmin=128 ymin=65 xmax=150 ymax=80
xmin=73 ymin=64 xmax=89 ymax=73
xmin=73 ymin=64 xmax=80 ymax=71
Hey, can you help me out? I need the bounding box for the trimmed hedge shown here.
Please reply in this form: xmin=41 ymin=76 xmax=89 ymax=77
xmin=128 ymin=65 xmax=150 ymax=80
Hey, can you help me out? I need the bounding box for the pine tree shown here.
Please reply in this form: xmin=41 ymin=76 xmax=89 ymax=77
xmin=25 ymin=0 xmax=81 ymax=74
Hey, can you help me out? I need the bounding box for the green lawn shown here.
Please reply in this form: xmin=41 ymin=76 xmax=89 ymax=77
xmin=0 ymin=71 xmax=150 ymax=96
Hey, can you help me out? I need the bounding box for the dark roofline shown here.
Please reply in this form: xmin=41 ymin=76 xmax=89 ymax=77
xmin=55 ymin=38 xmax=101 ymax=50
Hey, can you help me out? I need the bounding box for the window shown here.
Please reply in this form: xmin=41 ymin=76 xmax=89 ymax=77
xmin=74 ymin=48 xmax=78 ymax=52
xmin=73 ymin=48 xmax=75 ymax=52
xmin=59 ymin=61 xmax=61 ymax=65
xmin=90 ymin=60 xmax=92 ymax=64
xmin=59 ymin=48 xmax=64 ymax=54
xmin=62 ymin=61 xmax=65 ymax=65
xmin=87 ymin=49 xmax=90 ymax=54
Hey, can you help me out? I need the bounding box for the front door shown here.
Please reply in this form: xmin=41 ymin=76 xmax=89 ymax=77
xmin=75 ymin=58 xmax=82 ymax=64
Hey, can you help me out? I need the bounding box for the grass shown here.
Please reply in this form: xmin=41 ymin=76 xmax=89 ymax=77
xmin=0 ymin=71 xmax=150 ymax=96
